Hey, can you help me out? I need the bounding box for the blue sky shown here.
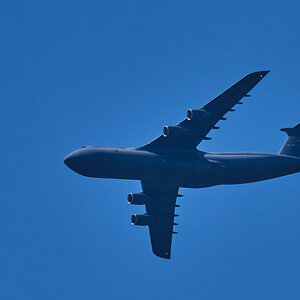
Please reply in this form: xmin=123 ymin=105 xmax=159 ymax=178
xmin=1 ymin=1 xmax=300 ymax=299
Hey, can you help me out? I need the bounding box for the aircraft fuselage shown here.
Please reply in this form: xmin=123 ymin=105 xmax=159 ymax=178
xmin=64 ymin=146 xmax=300 ymax=188
xmin=63 ymin=71 xmax=300 ymax=259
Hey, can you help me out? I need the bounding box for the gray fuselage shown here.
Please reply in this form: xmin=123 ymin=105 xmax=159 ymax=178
xmin=64 ymin=146 xmax=300 ymax=188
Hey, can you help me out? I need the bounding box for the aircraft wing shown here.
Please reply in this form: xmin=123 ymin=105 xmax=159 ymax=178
xmin=140 ymin=71 xmax=269 ymax=150
xmin=141 ymin=180 xmax=180 ymax=259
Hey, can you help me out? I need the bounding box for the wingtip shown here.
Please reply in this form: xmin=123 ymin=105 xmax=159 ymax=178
xmin=249 ymin=70 xmax=270 ymax=77
xmin=260 ymin=70 xmax=270 ymax=76
xmin=153 ymin=250 xmax=171 ymax=259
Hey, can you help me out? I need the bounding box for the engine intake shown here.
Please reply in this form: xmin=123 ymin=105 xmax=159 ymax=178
xmin=163 ymin=125 xmax=187 ymax=138
xmin=187 ymin=108 xmax=213 ymax=122
xmin=131 ymin=214 xmax=152 ymax=226
xmin=127 ymin=193 xmax=150 ymax=205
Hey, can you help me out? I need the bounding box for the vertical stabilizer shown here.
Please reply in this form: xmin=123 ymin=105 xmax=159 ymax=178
xmin=279 ymin=123 xmax=300 ymax=158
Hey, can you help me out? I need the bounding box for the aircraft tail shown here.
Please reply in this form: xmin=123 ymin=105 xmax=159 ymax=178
xmin=279 ymin=123 xmax=300 ymax=158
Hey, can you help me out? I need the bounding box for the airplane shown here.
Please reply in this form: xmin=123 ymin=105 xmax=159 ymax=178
xmin=64 ymin=71 xmax=300 ymax=259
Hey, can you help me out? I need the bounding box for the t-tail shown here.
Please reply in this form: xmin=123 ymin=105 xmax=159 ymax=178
xmin=279 ymin=123 xmax=300 ymax=158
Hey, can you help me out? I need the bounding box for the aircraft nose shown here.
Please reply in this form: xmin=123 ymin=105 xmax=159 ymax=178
xmin=64 ymin=149 xmax=92 ymax=175
xmin=64 ymin=148 xmax=102 ymax=177
xmin=64 ymin=153 xmax=74 ymax=169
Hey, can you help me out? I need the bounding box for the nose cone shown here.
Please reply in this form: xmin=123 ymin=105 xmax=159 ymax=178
xmin=64 ymin=153 xmax=74 ymax=169
xmin=64 ymin=150 xmax=83 ymax=172
xmin=64 ymin=148 xmax=98 ymax=177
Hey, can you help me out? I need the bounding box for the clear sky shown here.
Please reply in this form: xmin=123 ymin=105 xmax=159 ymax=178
xmin=1 ymin=1 xmax=300 ymax=299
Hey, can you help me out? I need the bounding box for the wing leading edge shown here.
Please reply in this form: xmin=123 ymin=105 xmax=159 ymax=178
xmin=140 ymin=71 xmax=269 ymax=151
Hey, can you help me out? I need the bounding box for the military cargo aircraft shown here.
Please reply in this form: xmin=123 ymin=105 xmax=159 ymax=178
xmin=64 ymin=71 xmax=300 ymax=259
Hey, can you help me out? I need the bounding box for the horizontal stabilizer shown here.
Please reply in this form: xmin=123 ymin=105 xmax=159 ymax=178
xmin=280 ymin=123 xmax=300 ymax=136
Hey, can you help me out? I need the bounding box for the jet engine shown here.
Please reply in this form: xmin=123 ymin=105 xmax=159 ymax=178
xmin=127 ymin=193 xmax=150 ymax=205
xmin=163 ymin=125 xmax=187 ymax=138
xmin=131 ymin=214 xmax=152 ymax=226
xmin=187 ymin=108 xmax=213 ymax=122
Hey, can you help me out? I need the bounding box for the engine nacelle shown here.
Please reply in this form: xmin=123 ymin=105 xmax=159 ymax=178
xmin=131 ymin=214 xmax=152 ymax=226
xmin=163 ymin=125 xmax=187 ymax=138
xmin=127 ymin=193 xmax=150 ymax=205
xmin=187 ymin=108 xmax=212 ymax=122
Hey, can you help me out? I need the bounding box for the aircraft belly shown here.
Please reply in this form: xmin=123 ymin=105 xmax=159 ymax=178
xmin=216 ymin=155 xmax=300 ymax=185
xmin=109 ymin=155 xmax=218 ymax=184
